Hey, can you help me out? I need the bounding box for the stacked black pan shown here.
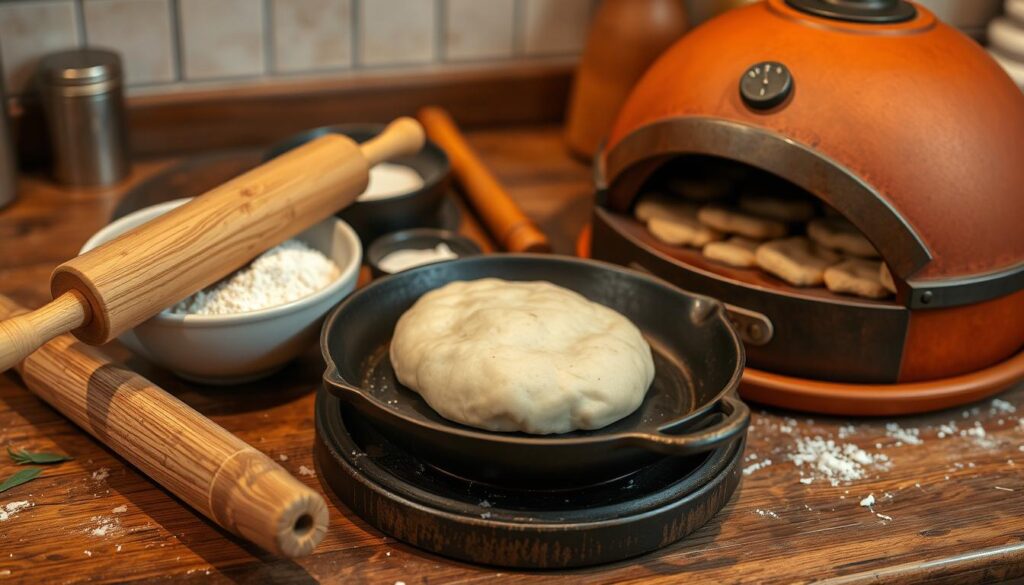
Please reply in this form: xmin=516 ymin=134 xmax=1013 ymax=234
xmin=314 ymin=255 xmax=750 ymax=568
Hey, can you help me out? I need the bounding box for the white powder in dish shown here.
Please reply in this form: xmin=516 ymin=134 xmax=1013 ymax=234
xmin=170 ymin=240 xmax=339 ymax=316
xmin=378 ymin=243 xmax=458 ymax=274
xmin=358 ymin=163 xmax=424 ymax=202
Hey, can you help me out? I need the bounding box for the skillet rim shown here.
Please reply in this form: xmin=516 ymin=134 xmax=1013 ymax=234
xmin=319 ymin=253 xmax=746 ymax=447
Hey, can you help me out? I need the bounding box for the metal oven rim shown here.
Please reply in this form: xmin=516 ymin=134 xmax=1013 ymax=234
xmin=596 ymin=116 xmax=1024 ymax=310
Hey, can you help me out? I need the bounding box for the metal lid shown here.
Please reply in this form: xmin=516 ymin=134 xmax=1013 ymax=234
xmin=38 ymin=48 xmax=122 ymax=87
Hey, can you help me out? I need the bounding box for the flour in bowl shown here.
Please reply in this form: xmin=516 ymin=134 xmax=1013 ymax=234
xmin=359 ymin=163 xmax=424 ymax=201
xmin=378 ymin=243 xmax=458 ymax=274
xmin=170 ymin=240 xmax=339 ymax=315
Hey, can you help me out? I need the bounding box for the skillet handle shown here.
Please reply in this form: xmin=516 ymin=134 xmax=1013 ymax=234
xmin=322 ymin=366 xmax=363 ymax=403
xmin=625 ymin=394 xmax=750 ymax=456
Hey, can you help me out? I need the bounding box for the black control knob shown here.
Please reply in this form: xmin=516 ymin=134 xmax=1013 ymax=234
xmin=740 ymin=61 xmax=793 ymax=110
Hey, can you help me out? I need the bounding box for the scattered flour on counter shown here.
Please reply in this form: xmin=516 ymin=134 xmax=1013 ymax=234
xmin=88 ymin=515 xmax=121 ymax=537
xmin=169 ymin=240 xmax=339 ymax=316
xmin=936 ymin=421 xmax=958 ymax=439
xmin=298 ymin=465 xmax=316 ymax=477
xmin=755 ymin=509 xmax=780 ymax=519
xmin=960 ymin=421 xmax=997 ymax=448
xmin=92 ymin=468 xmax=110 ymax=482
xmin=788 ymin=437 xmax=889 ymax=486
xmin=0 ymin=501 xmax=32 ymax=522
xmin=278 ymin=454 xmax=288 ymax=462
xmin=859 ymin=494 xmax=875 ymax=508
xmin=884 ymin=423 xmax=922 ymax=446
xmin=112 ymin=505 xmax=127 ymax=514
xmin=991 ymin=399 xmax=1016 ymax=414
xmin=743 ymin=458 xmax=773 ymax=476
xmin=91 ymin=524 xmax=117 ymax=537
xmin=84 ymin=551 xmax=92 ymax=557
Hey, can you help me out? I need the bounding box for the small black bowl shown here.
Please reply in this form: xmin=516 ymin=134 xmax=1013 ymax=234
xmin=264 ymin=124 xmax=451 ymax=243
xmin=366 ymin=228 xmax=482 ymax=278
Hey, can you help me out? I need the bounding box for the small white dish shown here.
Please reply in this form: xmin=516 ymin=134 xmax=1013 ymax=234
xmin=80 ymin=198 xmax=362 ymax=384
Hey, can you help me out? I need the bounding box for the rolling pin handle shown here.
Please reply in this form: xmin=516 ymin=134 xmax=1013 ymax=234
xmin=359 ymin=116 xmax=426 ymax=166
xmin=0 ymin=291 xmax=89 ymax=373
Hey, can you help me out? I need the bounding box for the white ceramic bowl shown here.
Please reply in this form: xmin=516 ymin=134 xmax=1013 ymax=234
xmin=80 ymin=198 xmax=362 ymax=384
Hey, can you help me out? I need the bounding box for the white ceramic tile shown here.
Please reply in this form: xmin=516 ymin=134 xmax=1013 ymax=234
xmin=83 ymin=0 xmax=175 ymax=85
xmin=0 ymin=0 xmax=81 ymax=93
xmin=444 ymin=0 xmax=514 ymax=61
xmin=358 ymin=0 xmax=436 ymax=67
xmin=520 ymin=0 xmax=591 ymax=56
xmin=179 ymin=0 xmax=265 ymax=79
xmin=272 ymin=0 xmax=352 ymax=73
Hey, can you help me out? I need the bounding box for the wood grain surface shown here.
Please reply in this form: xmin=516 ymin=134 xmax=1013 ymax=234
xmin=1 ymin=127 xmax=1022 ymax=584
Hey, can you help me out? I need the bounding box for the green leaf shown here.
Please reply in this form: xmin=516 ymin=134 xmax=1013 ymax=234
xmin=7 ymin=446 xmax=73 ymax=465
xmin=0 ymin=468 xmax=43 ymax=494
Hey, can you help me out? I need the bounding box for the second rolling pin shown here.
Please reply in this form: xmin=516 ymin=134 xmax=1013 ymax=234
xmin=0 ymin=293 xmax=328 ymax=557
xmin=0 ymin=117 xmax=425 ymax=372
xmin=417 ymin=107 xmax=551 ymax=254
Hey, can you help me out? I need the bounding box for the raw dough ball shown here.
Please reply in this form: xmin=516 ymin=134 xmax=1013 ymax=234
xmin=755 ymin=236 xmax=839 ymax=286
xmin=807 ymin=217 xmax=879 ymax=258
xmin=824 ymin=259 xmax=891 ymax=299
xmin=390 ymin=279 xmax=655 ymax=434
xmin=636 ymin=193 xmax=722 ymax=247
xmin=702 ymin=236 xmax=760 ymax=268
xmin=697 ymin=204 xmax=788 ymax=240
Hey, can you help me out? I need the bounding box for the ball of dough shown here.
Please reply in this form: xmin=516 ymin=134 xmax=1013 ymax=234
xmin=390 ymin=279 xmax=655 ymax=434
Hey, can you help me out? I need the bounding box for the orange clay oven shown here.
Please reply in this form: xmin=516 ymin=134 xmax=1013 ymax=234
xmin=588 ymin=0 xmax=1024 ymax=389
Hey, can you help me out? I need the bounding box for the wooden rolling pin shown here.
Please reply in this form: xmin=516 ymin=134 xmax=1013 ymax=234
xmin=0 ymin=293 xmax=328 ymax=557
xmin=0 ymin=117 xmax=425 ymax=372
xmin=417 ymin=107 xmax=550 ymax=254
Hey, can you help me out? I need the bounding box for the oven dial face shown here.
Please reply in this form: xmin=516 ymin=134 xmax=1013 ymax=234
xmin=740 ymin=61 xmax=793 ymax=110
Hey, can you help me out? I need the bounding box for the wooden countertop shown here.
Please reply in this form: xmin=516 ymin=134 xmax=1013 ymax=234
xmin=0 ymin=126 xmax=1022 ymax=584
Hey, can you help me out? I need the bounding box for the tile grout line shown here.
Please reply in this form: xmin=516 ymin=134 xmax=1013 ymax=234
xmin=74 ymin=0 xmax=88 ymax=47
xmin=351 ymin=0 xmax=362 ymax=69
xmin=512 ymin=0 xmax=525 ymax=57
xmin=170 ymin=0 xmax=185 ymax=82
xmin=262 ymin=0 xmax=274 ymax=76
xmin=435 ymin=0 xmax=445 ymax=63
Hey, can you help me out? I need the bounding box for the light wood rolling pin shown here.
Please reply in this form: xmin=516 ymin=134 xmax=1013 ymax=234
xmin=0 ymin=293 xmax=328 ymax=557
xmin=417 ymin=107 xmax=551 ymax=254
xmin=0 ymin=117 xmax=425 ymax=372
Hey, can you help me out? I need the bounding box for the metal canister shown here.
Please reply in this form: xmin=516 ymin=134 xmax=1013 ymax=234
xmin=38 ymin=48 xmax=130 ymax=186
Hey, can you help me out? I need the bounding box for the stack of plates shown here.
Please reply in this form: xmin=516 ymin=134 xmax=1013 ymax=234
xmin=989 ymin=0 xmax=1024 ymax=89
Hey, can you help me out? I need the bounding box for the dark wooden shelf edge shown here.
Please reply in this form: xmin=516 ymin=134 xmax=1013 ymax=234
xmin=129 ymin=63 xmax=575 ymax=157
xmin=11 ymin=62 xmax=574 ymax=162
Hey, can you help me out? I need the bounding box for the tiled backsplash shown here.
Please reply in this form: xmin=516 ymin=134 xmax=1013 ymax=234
xmin=0 ymin=0 xmax=597 ymax=97
xmin=0 ymin=0 xmax=999 ymax=99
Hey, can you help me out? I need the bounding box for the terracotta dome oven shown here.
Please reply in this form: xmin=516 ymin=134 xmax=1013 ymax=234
xmin=584 ymin=0 xmax=1024 ymax=414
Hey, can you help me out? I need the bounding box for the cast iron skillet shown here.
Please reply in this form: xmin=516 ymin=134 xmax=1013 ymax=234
xmin=320 ymin=255 xmax=748 ymax=487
